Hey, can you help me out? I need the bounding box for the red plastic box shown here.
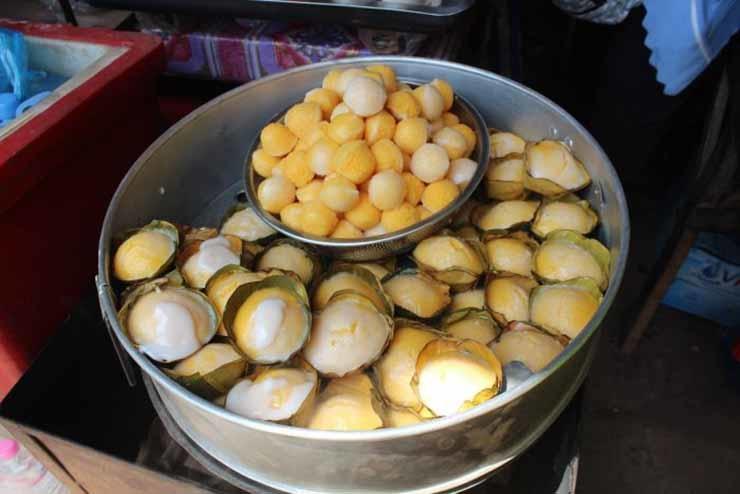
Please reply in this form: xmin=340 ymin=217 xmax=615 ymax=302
xmin=0 ymin=21 xmax=164 ymax=398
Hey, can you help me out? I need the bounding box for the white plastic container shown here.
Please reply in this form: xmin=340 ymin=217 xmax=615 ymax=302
xmin=0 ymin=439 xmax=68 ymax=494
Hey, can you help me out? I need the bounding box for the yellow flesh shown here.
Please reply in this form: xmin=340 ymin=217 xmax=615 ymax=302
xmin=451 ymin=289 xmax=486 ymax=311
xmin=301 ymin=373 xmax=383 ymax=431
xmin=530 ymin=286 xmax=599 ymax=338
xmin=232 ymin=287 xmax=307 ymax=362
xmin=114 ymin=231 xmax=173 ymax=281
xmin=490 ymin=329 xmax=563 ymax=372
xmin=303 ymin=297 xmax=390 ymax=376
xmin=416 ymin=350 xmax=496 ymax=417
xmin=375 ymin=327 xmax=438 ymax=408
xmin=413 ymin=237 xmax=484 ymax=274
xmin=534 ymin=241 xmax=604 ymax=286
xmin=485 ymin=278 xmax=535 ymax=323
xmin=534 ymin=202 xmax=595 ymax=236
xmin=477 ymin=201 xmax=539 ymax=231
xmin=487 ymin=157 xmax=525 ymax=182
xmin=446 ymin=319 xmax=498 ymax=345
xmin=527 ymin=141 xmax=589 ymax=190
xmin=172 ymin=343 xmax=242 ymax=376
xmin=257 ymin=244 xmax=314 ymax=284
xmin=486 ymin=238 xmax=534 ymax=277
xmin=312 ymin=272 xmax=385 ymax=311
xmin=383 ymin=275 xmax=449 ymax=318
xmin=386 ymin=408 xmax=422 ymax=427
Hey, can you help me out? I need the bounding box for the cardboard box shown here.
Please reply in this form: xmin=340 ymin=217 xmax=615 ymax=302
xmin=663 ymin=233 xmax=740 ymax=327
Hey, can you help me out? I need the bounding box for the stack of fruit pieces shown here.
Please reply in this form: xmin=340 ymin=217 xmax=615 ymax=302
xmin=252 ymin=64 xmax=480 ymax=238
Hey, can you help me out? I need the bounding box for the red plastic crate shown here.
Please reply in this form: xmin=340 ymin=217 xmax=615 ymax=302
xmin=0 ymin=21 xmax=165 ymax=398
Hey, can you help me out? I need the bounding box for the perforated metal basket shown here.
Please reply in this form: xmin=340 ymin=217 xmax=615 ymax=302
xmin=243 ymin=83 xmax=489 ymax=261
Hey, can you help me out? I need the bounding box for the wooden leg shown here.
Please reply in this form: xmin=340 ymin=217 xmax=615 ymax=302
xmin=621 ymin=228 xmax=697 ymax=354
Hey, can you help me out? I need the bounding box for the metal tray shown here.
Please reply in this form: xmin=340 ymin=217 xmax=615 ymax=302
xmin=88 ymin=0 xmax=475 ymax=32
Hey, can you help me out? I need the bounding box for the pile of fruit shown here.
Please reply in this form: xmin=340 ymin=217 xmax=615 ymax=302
xmin=110 ymin=66 xmax=609 ymax=431
xmin=251 ymin=64 xmax=482 ymax=238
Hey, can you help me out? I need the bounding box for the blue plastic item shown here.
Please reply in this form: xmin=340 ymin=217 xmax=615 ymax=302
xmin=15 ymin=91 xmax=51 ymax=118
xmin=0 ymin=28 xmax=30 ymax=100
xmin=0 ymin=92 xmax=19 ymax=120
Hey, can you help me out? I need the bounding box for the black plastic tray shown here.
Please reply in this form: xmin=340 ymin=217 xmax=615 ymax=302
xmin=88 ymin=0 xmax=475 ymax=32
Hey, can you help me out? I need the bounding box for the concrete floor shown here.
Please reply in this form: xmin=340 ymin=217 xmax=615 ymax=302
xmin=576 ymin=187 xmax=740 ymax=493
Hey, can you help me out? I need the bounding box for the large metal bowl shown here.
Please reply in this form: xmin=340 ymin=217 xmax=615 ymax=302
xmin=243 ymin=86 xmax=490 ymax=261
xmin=97 ymin=57 xmax=629 ymax=494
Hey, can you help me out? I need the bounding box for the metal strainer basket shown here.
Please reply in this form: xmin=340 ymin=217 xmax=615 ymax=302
xmin=243 ymin=81 xmax=490 ymax=261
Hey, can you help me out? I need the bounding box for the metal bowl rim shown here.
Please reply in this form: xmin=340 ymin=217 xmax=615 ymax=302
xmin=98 ymin=55 xmax=630 ymax=442
xmin=243 ymin=83 xmax=490 ymax=249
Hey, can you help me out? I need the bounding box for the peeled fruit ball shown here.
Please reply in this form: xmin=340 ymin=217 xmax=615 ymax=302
xmin=345 ymin=193 xmax=381 ymax=230
xmin=304 ymin=88 xmax=340 ymax=119
xmin=429 ymin=118 xmax=444 ymax=134
xmin=331 ymin=220 xmax=363 ymax=239
xmin=430 ymin=79 xmax=454 ymax=111
xmin=364 ymin=222 xmax=388 ymax=237
xmin=381 ymin=203 xmax=420 ymax=232
xmin=452 ymin=123 xmax=477 ymax=155
xmin=258 ymin=175 xmax=296 ymax=213
xmin=260 ymin=123 xmax=297 ymax=157
xmin=252 ymin=149 xmax=280 ymax=178
xmin=336 ymin=68 xmax=367 ymax=95
xmin=417 ymin=205 xmax=433 ymax=220
xmin=328 ymin=113 xmax=364 ymax=144
xmin=432 ymin=127 xmax=468 ymax=160
xmin=280 ymin=203 xmax=304 ymax=231
xmin=422 ymin=179 xmax=459 ymax=212
xmin=271 ymin=158 xmax=288 ymax=176
xmin=322 ymin=69 xmax=343 ymax=92
xmin=365 ymin=111 xmax=396 ymax=145
xmin=394 ymin=117 xmax=429 ymax=155
xmin=330 ymin=103 xmax=351 ymax=121
xmin=301 ymin=201 xmax=338 ymax=236
xmin=285 ymin=102 xmax=322 ymax=140
xmin=284 ymin=150 xmax=315 ymax=187
xmin=366 ymin=64 xmax=397 ymax=92
xmin=386 ymin=91 xmax=421 ymax=120
xmin=343 ymin=76 xmax=387 ymax=117
xmin=296 ymin=179 xmax=324 ymax=203
xmin=371 ymin=138 xmax=404 ymax=173
xmin=447 ymin=158 xmax=478 ymax=187
xmin=333 ymin=140 xmax=376 ymax=184
xmin=402 ymin=172 xmax=425 ymax=206
xmin=412 ymin=84 xmax=445 ymax=121
xmin=369 ymin=170 xmax=407 ymax=211
xmin=320 ymin=174 xmax=360 ymax=212
xmin=307 ymin=137 xmax=338 ymax=176
xmin=442 ymin=112 xmax=459 ymax=126
xmin=411 ymin=143 xmax=450 ymax=183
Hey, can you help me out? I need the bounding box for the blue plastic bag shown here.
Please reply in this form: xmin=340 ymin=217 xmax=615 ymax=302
xmin=0 ymin=28 xmax=30 ymax=100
